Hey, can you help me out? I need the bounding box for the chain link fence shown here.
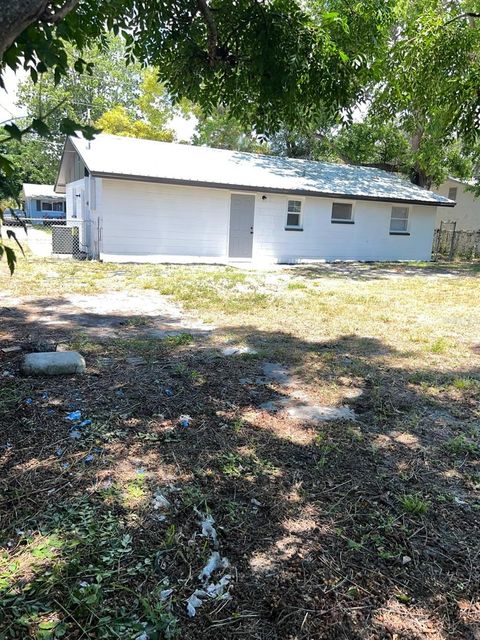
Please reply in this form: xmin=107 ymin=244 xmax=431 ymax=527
xmin=4 ymin=218 xmax=97 ymax=260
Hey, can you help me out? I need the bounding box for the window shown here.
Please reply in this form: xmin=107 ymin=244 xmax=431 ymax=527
xmin=41 ymin=201 xmax=53 ymax=211
xmin=390 ymin=206 xmax=409 ymax=233
xmin=331 ymin=202 xmax=353 ymax=223
xmin=286 ymin=199 xmax=302 ymax=229
xmin=448 ymin=186 xmax=458 ymax=201
xmin=36 ymin=199 xmax=42 ymax=211
xmin=52 ymin=202 xmax=64 ymax=212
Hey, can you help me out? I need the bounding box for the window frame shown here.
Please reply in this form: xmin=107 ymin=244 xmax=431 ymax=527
xmin=331 ymin=200 xmax=355 ymax=224
xmin=389 ymin=205 xmax=410 ymax=235
xmin=448 ymin=186 xmax=458 ymax=201
xmin=285 ymin=198 xmax=304 ymax=231
xmin=41 ymin=201 xmax=53 ymax=211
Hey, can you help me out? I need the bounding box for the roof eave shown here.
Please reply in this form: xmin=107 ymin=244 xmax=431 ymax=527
xmin=91 ymin=171 xmax=455 ymax=207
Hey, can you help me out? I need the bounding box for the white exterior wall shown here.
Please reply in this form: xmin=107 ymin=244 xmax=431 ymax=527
xmin=96 ymin=178 xmax=436 ymax=263
xmin=253 ymin=195 xmax=436 ymax=262
xmin=65 ymin=177 xmax=101 ymax=258
xmin=100 ymin=179 xmax=231 ymax=262
xmin=434 ymin=179 xmax=480 ymax=231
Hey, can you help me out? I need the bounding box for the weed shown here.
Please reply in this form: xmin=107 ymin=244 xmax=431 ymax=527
xmin=400 ymin=493 xmax=429 ymax=515
xmin=0 ymin=498 xmax=155 ymax=638
xmin=429 ymin=337 xmax=451 ymax=354
xmin=163 ymin=525 xmax=177 ymax=549
xmin=445 ymin=435 xmax=479 ymax=456
xmin=451 ymin=377 xmax=480 ymax=391
xmin=122 ymin=316 xmax=150 ymax=327
xmin=171 ymin=362 xmax=200 ymax=380
xmin=181 ymin=485 xmax=205 ymax=508
xmin=231 ymin=418 xmax=245 ymax=433
xmin=219 ymin=452 xmax=278 ymax=477
xmin=287 ymin=281 xmax=308 ymax=291
xmin=225 ymin=500 xmax=246 ymax=523
xmin=163 ymin=332 xmax=194 ymax=346
xmin=124 ymin=476 xmax=147 ymax=504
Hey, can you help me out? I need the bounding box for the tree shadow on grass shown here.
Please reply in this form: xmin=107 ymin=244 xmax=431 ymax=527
xmin=288 ymin=261 xmax=480 ymax=281
xmin=0 ymin=319 xmax=479 ymax=639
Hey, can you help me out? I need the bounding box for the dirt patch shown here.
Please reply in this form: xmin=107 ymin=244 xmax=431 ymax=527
xmin=0 ymin=290 xmax=213 ymax=343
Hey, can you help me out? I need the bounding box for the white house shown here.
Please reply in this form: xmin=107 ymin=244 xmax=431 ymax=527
xmin=55 ymin=134 xmax=454 ymax=263
xmin=434 ymin=177 xmax=480 ymax=231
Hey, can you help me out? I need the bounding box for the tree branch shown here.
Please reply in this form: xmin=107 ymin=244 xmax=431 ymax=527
xmin=196 ymin=0 xmax=218 ymax=64
xmin=444 ymin=12 xmax=480 ymax=27
xmin=0 ymin=0 xmax=80 ymax=59
xmin=0 ymin=97 xmax=67 ymax=145
xmin=41 ymin=0 xmax=80 ymax=24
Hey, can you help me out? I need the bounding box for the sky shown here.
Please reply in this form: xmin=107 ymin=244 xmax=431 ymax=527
xmin=0 ymin=67 xmax=27 ymax=124
xmin=0 ymin=67 xmax=197 ymax=140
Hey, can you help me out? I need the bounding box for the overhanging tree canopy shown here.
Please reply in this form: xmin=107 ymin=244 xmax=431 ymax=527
xmin=1 ymin=0 xmax=395 ymax=134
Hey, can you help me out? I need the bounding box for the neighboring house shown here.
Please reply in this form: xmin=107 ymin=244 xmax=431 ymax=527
xmin=55 ymin=134 xmax=453 ymax=263
xmin=21 ymin=183 xmax=66 ymax=222
xmin=434 ymin=178 xmax=480 ymax=231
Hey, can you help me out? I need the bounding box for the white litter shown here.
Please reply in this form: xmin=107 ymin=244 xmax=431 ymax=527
xmin=197 ymin=511 xmax=218 ymax=547
xmin=152 ymin=492 xmax=171 ymax=510
xmin=159 ymin=588 xmax=174 ymax=601
xmin=186 ymin=576 xmax=232 ymax=617
xmin=186 ymin=590 xmax=207 ymax=617
xmin=205 ymin=575 xmax=231 ymax=598
xmin=199 ymin=551 xmax=229 ymax=581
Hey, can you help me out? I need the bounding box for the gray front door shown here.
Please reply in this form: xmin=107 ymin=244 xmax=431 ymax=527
xmin=228 ymin=194 xmax=255 ymax=258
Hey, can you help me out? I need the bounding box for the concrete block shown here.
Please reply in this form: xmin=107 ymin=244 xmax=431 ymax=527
xmin=22 ymin=351 xmax=86 ymax=376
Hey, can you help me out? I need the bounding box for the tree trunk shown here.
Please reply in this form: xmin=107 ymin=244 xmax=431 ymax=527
xmin=0 ymin=0 xmax=79 ymax=60
xmin=409 ymin=128 xmax=432 ymax=189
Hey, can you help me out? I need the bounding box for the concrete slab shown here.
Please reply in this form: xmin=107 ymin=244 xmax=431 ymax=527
xmin=262 ymin=362 xmax=294 ymax=386
xmin=22 ymin=351 xmax=86 ymax=376
xmin=260 ymin=396 xmax=355 ymax=423
xmin=222 ymin=346 xmax=257 ymax=356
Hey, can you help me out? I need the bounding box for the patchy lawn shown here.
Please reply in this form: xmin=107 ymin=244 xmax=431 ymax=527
xmin=1 ymin=255 xmax=479 ymax=639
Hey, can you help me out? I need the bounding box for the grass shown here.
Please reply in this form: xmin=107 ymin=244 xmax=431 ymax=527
xmin=1 ymin=255 xmax=480 ymax=639
xmin=399 ymin=493 xmax=430 ymax=515
xmin=445 ymin=434 xmax=479 ymax=456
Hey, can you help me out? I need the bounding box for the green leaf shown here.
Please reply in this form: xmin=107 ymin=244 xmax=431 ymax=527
xmin=3 ymin=245 xmax=17 ymax=275
xmin=6 ymin=229 xmax=26 ymax=255
xmin=31 ymin=118 xmax=51 ymax=137
xmin=3 ymin=123 xmax=23 ymax=141
xmin=0 ymin=155 xmax=14 ymax=176
xmin=59 ymin=118 xmax=80 ymax=136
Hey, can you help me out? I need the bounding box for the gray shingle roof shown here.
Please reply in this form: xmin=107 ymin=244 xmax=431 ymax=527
xmin=69 ymin=134 xmax=453 ymax=206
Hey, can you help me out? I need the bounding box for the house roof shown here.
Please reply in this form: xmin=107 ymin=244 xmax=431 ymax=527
xmin=59 ymin=134 xmax=454 ymax=207
xmin=446 ymin=176 xmax=477 ymax=188
xmin=22 ymin=183 xmax=64 ymax=199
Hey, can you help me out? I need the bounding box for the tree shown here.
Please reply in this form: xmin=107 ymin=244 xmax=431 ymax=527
xmin=373 ymin=0 xmax=480 ymax=187
xmin=2 ymin=1 xmax=396 ymax=134
xmin=192 ymin=105 xmax=268 ymax=153
xmin=331 ymin=120 xmax=411 ymax=172
xmin=1 ymin=37 xmax=177 ymax=203
xmin=0 ymin=135 xmax=60 ymax=203
xmin=95 ymin=106 xmax=174 ymax=142
xmin=15 ymin=35 xmax=144 ymax=139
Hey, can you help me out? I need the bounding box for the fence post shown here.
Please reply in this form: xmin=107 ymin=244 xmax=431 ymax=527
xmin=448 ymin=221 xmax=457 ymax=261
